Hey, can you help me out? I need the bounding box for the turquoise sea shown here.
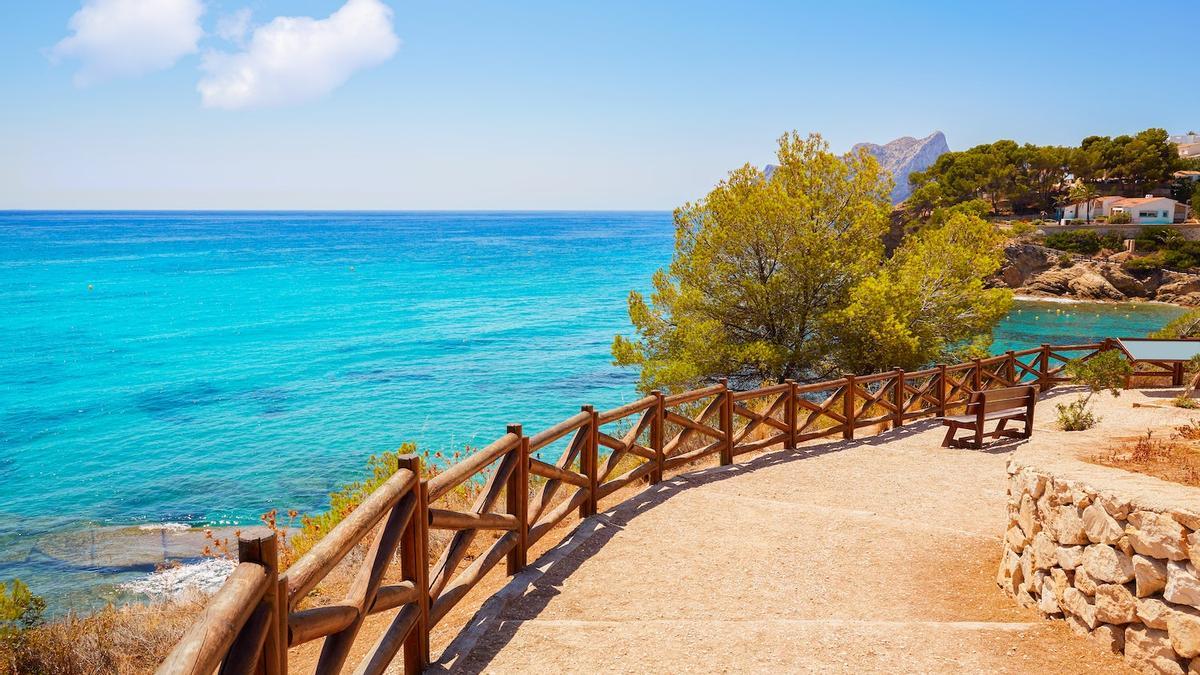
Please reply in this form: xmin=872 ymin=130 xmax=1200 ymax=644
xmin=0 ymin=211 xmax=1185 ymax=610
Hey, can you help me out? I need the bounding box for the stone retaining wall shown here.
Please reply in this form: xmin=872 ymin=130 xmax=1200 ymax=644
xmin=1000 ymin=448 xmax=1200 ymax=675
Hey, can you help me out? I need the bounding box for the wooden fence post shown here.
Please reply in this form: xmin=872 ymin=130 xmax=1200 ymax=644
xmin=1039 ymin=344 xmax=1051 ymax=391
xmin=842 ymin=374 xmax=856 ymax=440
xmin=936 ymin=364 xmax=948 ymax=416
xmin=892 ymin=368 xmax=905 ymax=429
xmin=1006 ymin=350 xmax=1017 ymax=385
xmin=581 ymin=405 xmax=598 ymax=517
xmin=229 ymin=533 xmax=281 ymax=675
xmin=399 ymin=455 xmax=430 ymax=673
xmin=506 ymin=424 xmax=528 ymax=575
xmin=651 ymin=390 xmax=665 ymax=483
xmin=785 ymin=379 xmax=797 ymax=449
xmin=972 ymin=358 xmax=982 ymax=391
xmin=719 ymin=378 xmax=734 ymax=465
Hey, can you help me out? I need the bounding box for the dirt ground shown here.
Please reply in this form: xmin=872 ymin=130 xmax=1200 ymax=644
xmin=400 ymin=386 xmax=1200 ymax=674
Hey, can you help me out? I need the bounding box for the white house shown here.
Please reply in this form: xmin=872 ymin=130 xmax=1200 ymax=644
xmin=1109 ymin=197 xmax=1189 ymax=224
xmin=1062 ymin=195 xmax=1190 ymax=224
xmin=1060 ymin=196 xmax=1124 ymax=220
xmin=1172 ymin=132 xmax=1200 ymax=159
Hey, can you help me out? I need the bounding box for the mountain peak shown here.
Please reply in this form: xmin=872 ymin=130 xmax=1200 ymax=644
xmin=852 ymin=131 xmax=949 ymax=204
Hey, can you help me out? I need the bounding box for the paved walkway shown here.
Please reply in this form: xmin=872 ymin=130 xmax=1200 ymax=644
xmin=431 ymin=388 xmax=1164 ymax=673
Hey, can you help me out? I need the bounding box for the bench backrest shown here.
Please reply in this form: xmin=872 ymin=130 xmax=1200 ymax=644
xmin=965 ymin=385 xmax=1037 ymax=415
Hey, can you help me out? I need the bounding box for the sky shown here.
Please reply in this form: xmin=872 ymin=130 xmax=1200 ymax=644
xmin=1 ymin=0 xmax=1197 ymax=210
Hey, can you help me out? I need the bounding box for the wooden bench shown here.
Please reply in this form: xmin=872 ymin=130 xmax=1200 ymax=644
xmin=941 ymin=385 xmax=1036 ymax=449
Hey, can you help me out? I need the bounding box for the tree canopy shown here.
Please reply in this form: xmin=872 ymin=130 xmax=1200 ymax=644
xmin=907 ymin=128 xmax=1182 ymax=217
xmin=613 ymin=133 xmax=1011 ymax=393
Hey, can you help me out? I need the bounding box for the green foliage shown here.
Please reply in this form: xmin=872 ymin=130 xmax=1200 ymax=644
xmin=613 ymin=132 xmax=893 ymax=391
xmin=1119 ymin=227 xmax=1200 ymax=272
xmin=1065 ymin=350 xmax=1132 ymax=399
xmin=908 ymin=128 xmax=1180 ymax=216
xmin=613 ymin=135 xmax=1011 ymax=392
xmin=1134 ymin=226 xmax=1185 ymax=251
xmin=1172 ymin=394 xmax=1199 ymax=409
xmin=1042 ymin=229 xmax=1122 ymax=255
xmin=1009 ymin=220 xmax=1037 ymax=237
xmin=1055 ymin=399 xmax=1099 ymax=431
xmin=820 ymin=208 xmax=1012 ymax=374
xmin=287 ymin=444 xmax=418 ymax=559
xmin=1108 ymin=210 xmax=1132 ymax=224
xmin=0 ymin=579 xmax=45 ymax=644
xmin=1193 ymin=186 xmax=1200 ymax=217
xmin=1123 ymin=252 xmax=1164 ymax=272
xmin=1150 ymin=310 xmax=1200 ymax=339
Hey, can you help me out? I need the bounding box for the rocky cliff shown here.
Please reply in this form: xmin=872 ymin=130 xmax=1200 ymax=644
xmin=853 ymin=131 xmax=949 ymax=204
xmin=996 ymin=242 xmax=1200 ymax=306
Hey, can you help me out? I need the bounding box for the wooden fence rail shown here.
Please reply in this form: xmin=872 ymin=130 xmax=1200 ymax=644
xmin=158 ymin=339 xmax=1118 ymax=674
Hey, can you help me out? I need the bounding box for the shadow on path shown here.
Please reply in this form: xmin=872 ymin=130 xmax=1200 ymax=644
xmin=428 ymin=392 xmax=1055 ymax=672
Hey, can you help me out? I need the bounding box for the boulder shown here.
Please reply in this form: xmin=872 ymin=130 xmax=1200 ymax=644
xmin=1092 ymin=622 xmax=1126 ymax=653
xmin=999 ymin=243 xmax=1058 ymax=288
xmin=1018 ymin=493 xmax=1040 ymax=538
xmin=1062 ymin=587 xmax=1098 ymax=628
xmin=1031 ymin=532 xmax=1058 ymax=569
xmin=1125 ymin=625 xmax=1187 ymax=675
xmin=1169 ymin=607 xmax=1200 ymax=658
xmin=1006 ymin=525 xmax=1029 ymax=554
xmin=1050 ymin=505 xmax=1090 ymax=545
xmin=1023 ymin=266 xmax=1080 ymax=295
xmin=1076 ymin=566 xmax=1101 ymax=596
xmin=1095 ymin=583 xmax=1139 ymax=624
xmin=1099 ymin=493 xmax=1134 ymax=520
xmin=1190 ymin=531 xmax=1200 ymax=569
xmin=1038 ymin=578 xmax=1061 ymax=614
xmin=1139 ymin=597 xmax=1179 ymax=630
xmin=1129 ymin=511 xmax=1190 ymax=561
xmin=1058 ymin=545 xmax=1085 ymax=571
xmin=1084 ymin=503 xmax=1126 ymax=544
xmin=1137 ymin=555 xmax=1172 ymax=597
xmin=1084 ymin=544 xmax=1137 ymax=584
xmin=1166 ymin=562 xmax=1200 ymax=608
xmin=1052 ymin=567 xmax=1073 ymax=602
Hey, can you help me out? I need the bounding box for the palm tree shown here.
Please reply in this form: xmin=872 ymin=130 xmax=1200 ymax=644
xmin=1066 ymin=180 xmax=1100 ymax=223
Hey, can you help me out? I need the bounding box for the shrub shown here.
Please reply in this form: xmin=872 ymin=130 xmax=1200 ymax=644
xmin=1009 ymin=221 xmax=1037 ymax=237
xmin=1056 ymin=399 xmax=1099 ymax=431
xmin=1123 ymin=252 xmax=1165 ymax=272
xmin=1135 ymin=225 xmax=1184 ymax=252
xmin=1172 ymin=395 xmax=1199 ymax=409
xmin=1108 ymin=210 xmax=1132 ymax=224
xmin=1056 ymin=256 xmax=1074 ymax=268
xmin=1152 ymin=309 xmax=1200 ymax=338
xmin=1043 ymin=229 xmax=1123 ymax=255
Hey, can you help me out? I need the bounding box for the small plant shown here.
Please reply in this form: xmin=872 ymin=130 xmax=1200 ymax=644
xmin=1 ymin=579 xmax=46 ymax=663
xmin=1010 ymin=220 xmax=1037 ymax=237
xmin=1172 ymin=395 xmax=1199 ymax=409
xmin=1055 ymin=399 xmax=1098 ymax=431
xmin=1108 ymin=210 xmax=1132 ymax=224
xmin=1058 ymin=350 xmax=1133 ymax=431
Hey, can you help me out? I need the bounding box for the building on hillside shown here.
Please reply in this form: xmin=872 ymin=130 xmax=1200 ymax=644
xmin=1172 ymin=132 xmax=1200 ymax=159
xmin=1060 ymin=196 xmax=1124 ymax=220
xmin=1061 ymin=195 xmax=1190 ymax=224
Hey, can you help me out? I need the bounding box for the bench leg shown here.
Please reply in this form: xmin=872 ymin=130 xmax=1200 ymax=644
xmin=973 ymin=424 xmax=984 ymax=449
xmin=942 ymin=424 xmax=957 ymax=448
xmin=995 ymin=419 xmax=1007 ymax=433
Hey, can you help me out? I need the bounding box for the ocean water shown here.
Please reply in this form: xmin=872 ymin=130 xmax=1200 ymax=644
xmin=0 ymin=211 xmax=1185 ymax=610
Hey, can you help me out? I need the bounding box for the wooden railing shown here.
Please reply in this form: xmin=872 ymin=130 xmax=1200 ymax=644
xmin=157 ymin=340 xmax=1112 ymax=674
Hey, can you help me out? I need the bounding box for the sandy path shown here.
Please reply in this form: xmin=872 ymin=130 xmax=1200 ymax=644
xmin=425 ymin=387 xmax=1187 ymax=673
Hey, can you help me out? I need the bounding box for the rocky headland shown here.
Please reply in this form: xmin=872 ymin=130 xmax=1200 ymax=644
xmin=996 ymin=242 xmax=1200 ymax=306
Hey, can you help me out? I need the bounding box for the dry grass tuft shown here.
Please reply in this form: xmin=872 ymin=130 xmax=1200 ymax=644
xmin=1 ymin=595 xmax=205 ymax=675
xmin=1092 ymin=424 xmax=1200 ymax=488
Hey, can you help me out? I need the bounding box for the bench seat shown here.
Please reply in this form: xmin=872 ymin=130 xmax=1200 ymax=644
xmin=940 ymin=385 xmax=1036 ymax=449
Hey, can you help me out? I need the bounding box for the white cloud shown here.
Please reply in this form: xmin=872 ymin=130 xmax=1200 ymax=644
xmin=216 ymin=8 xmax=252 ymax=45
xmin=51 ymin=0 xmax=204 ymax=86
xmin=197 ymin=0 xmax=399 ymax=110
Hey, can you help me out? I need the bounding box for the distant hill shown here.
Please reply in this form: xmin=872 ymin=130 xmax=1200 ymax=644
xmin=852 ymin=131 xmax=949 ymax=204
xmin=763 ymin=131 xmax=949 ymax=204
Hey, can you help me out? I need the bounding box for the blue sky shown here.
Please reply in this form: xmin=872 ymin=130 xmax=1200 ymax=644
xmin=1 ymin=0 xmax=1197 ymax=210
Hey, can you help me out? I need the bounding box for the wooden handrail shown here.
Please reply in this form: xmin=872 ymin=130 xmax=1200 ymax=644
xmin=161 ymin=341 xmax=1116 ymax=675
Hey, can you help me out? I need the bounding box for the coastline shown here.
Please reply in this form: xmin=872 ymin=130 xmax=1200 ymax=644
xmin=1011 ymin=292 xmax=1185 ymax=307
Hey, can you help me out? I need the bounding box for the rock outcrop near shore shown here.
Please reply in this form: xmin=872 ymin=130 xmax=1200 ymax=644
xmin=996 ymin=243 xmax=1200 ymax=306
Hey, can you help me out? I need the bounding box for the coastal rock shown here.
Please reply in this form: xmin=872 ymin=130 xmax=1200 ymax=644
xmin=1068 ymin=271 xmax=1125 ymax=300
xmin=1001 ymin=244 xmax=1059 ymax=288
